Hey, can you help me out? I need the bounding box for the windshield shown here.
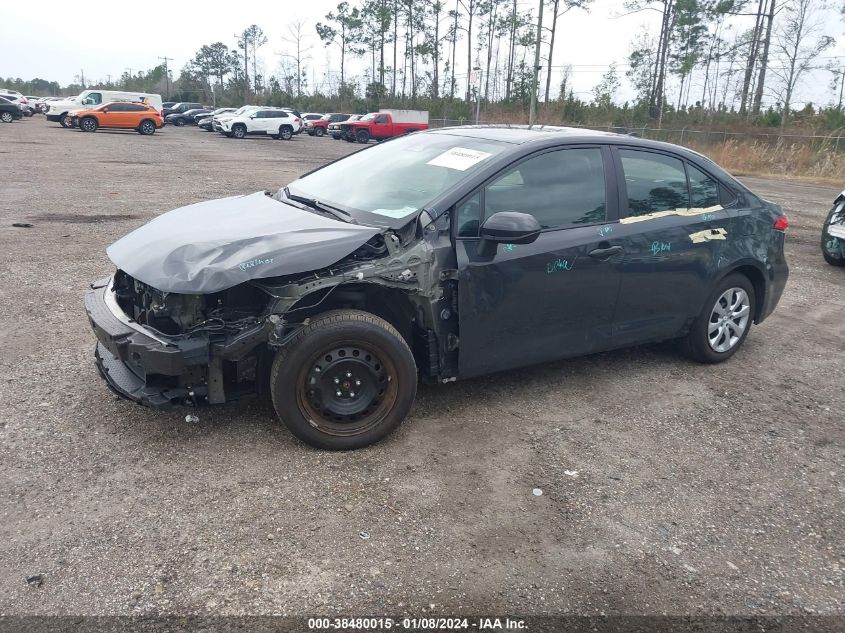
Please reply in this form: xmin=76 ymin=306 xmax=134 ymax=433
xmin=285 ymin=132 xmax=508 ymax=226
xmin=361 ymin=113 xmax=377 ymax=121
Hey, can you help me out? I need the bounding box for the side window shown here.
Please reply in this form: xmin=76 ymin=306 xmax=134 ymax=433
xmin=456 ymin=192 xmax=482 ymax=237
xmin=274 ymin=110 xmax=289 ymax=118
xmin=687 ymin=164 xmax=720 ymax=208
xmin=107 ymin=104 xmax=125 ymax=112
xmin=619 ymin=149 xmax=688 ymax=216
xmin=375 ymin=114 xmax=388 ymax=123
xmin=128 ymin=104 xmax=146 ymax=112
xmin=255 ymin=111 xmax=267 ymax=118
xmin=83 ymin=93 xmax=102 ymax=105
xmin=483 ymin=148 xmax=607 ymax=230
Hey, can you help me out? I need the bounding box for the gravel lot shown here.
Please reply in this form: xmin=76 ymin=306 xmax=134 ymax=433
xmin=1 ymin=118 xmax=843 ymax=620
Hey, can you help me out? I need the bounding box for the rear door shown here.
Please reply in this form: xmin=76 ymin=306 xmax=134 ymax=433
xmin=610 ymin=147 xmax=730 ymax=346
xmin=456 ymin=145 xmax=623 ymax=377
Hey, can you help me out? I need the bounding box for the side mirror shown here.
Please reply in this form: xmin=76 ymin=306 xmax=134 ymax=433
xmin=249 ymin=114 xmax=256 ymax=119
xmin=478 ymin=211 xmax=541 ymax=257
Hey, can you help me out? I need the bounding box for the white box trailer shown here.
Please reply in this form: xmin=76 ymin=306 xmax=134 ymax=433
xmin=378 ymin=109 xmax=429 ymax=124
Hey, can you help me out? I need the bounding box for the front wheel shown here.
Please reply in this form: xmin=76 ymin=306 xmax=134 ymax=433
xmin=821 ymin=203 xmax=845 ymax=266
xmin=174 ymin=119 xmax=185 ymax=127
xmin=79 ymin=116 xmax=98 ymax=132
xmin=314 ymin=127 xmax=325 ymax=137
xmin=270 ymin=310 xmax=417 ymax=450
xmin=0 ymin=111 xmax=13 ymax=123
xmin=682 ymin=273 xmax=755 ymax=363
xmin=356 ymin=129 xmax=370 ymax=143
xmin=231 ymin=124 xmax=246 ymax=139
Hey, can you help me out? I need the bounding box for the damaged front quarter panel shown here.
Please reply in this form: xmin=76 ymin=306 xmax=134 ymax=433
xmin=89 ymin=198 xmax=456 ymax=410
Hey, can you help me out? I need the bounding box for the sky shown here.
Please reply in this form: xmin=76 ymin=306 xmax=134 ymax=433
xmin=2 ymin=0 xmax=845 ymax=108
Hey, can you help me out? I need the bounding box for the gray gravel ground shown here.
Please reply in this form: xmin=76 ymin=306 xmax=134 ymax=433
xmin=0 ymin=118 xmax=843 ymax=618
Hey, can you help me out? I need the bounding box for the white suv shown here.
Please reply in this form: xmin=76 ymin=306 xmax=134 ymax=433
xmin=222 ymin=108 xmax=302 ymax=140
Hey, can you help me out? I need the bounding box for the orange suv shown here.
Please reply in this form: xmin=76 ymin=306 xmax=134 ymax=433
xmin=70 ymin=101 xmax=163 ymax=135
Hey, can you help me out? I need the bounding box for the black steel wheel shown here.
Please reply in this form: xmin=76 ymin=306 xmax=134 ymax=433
xmin=270 ymin=310 xmax=417 ymax=450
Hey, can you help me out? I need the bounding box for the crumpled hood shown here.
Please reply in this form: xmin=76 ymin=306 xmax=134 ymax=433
xmin=106 ymin=192 xmax=380 ymax=294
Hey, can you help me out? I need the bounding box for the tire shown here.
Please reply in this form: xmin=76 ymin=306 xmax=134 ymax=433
xmin=345 ymin=134 xmax=356 ymax=143
xmin=59 ymin=113 xmax=70 ymax=128
xmin=356 ymin=129 xmax=370 ymax=143
xmin=79 ymin=116 xmax=98 ymax=132
xmin=270 ymin=309 xmax=417 ymax=450
xmin=315 ymin=127 xmax=325 ymax=137
xmin=682 ymin=273 xmax=755 ymax=364
xmin=138 ymin=119 xmax=156 ymax=135
xmin=279 ymin=125 xmax=293 ymax=140
xmin=821 ymin=203 xmax=845 ymax=266
xmin=174 ymin=118 xmax=185 ymax=127
xmin=0 ymin=111 xmax=12 ymax=123
xmin=231 ymin=124 xmax=246 ymax=139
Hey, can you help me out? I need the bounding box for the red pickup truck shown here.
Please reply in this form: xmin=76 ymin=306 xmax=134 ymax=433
xmin=341 ymin=109 xmax=429 ymax=143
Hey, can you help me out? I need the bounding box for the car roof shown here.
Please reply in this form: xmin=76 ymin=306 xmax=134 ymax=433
xmin=427 ymin=124 xmax=718 ymax=156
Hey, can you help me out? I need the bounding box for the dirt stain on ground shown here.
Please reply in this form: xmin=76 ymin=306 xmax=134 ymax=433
xmin=28 ymin=213 xmax=140 ymax=223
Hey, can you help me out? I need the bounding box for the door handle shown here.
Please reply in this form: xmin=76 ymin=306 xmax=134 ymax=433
xmin=589 ymin=245 xmax=623 ymax=258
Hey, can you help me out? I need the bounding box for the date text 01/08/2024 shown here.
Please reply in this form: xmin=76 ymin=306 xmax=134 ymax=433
xmin=307 ymin=616 xmax=527 ymax=629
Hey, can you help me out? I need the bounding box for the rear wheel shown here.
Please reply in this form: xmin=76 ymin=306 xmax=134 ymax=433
xmin=231 ymin=124 xmax=246 ymax=139
xmin=138 ymin=119 xmax=156 ymax=135
xmin=0 ymin=111 xmax=12 ymax=123
xmin=270 ymin=310 xmax=417 ymax=450
xmin=279 ymin=125 xmax=293 ymax=140
xmin=174 ymin=118 xmax=185 ymax=127
xmin=682 ymin=273 xmax=755 ymax=363
xmin=356 ymin=129 xmax=370 ymax=143
xmin=79 ymin=116 xmax=98 ymax=132
xmin=821 ymin=204 xmax=845 ymax=266
xmin=315 ymin=127 xmax=325 ymax=137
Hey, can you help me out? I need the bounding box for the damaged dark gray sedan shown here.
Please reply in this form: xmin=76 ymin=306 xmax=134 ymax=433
xmin=85 ymin=126 xmax=789 ymax=449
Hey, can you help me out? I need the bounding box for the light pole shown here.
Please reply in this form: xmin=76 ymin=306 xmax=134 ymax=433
xmin=473 ymin=66 xmax=481 ymax=125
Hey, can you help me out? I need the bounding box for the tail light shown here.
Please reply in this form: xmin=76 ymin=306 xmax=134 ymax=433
xmin=773 ymin=215 xmax=789 ymax=231
xmin=20 ymin=97 xmax=28 ymax=104
xmin=295 ymin=117 xmax=301 ymax=124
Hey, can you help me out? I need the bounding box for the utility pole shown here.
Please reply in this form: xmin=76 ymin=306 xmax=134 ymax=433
xmin=159 ymin=56 xmax=173 ymax=98
xmin=528 ymin=0 xmax=544 ymax=126
xmin=124 ymin=68 xmax=134 ymax=89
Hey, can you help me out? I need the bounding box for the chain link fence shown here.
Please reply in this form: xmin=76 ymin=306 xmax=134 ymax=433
xmin=428 ymin=118 xmax=845 ymax=151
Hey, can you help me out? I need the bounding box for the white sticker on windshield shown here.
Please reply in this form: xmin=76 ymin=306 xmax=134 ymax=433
xmin=426 ymin=147 xmax=492 ymax=171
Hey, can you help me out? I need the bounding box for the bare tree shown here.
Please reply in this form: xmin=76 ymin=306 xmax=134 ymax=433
xmin=279 ymin=20 xmax=313 ymax=97
xmin=769 ymin=0 xmax=834 ymax=128
xmin=543 ymin=0 xmax=593 ymax=103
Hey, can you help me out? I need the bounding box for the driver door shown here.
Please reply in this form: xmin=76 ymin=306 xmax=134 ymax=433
xmin=455 ymin=146 xmax=624 ymax=377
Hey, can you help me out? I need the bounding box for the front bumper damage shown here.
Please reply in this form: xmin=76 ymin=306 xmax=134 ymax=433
xmin=84 ymin=277 xmax=273 ymax=409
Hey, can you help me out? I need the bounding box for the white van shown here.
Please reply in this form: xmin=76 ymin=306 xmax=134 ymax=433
xmin=45 ymin=90 xmax=163 ymax=127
